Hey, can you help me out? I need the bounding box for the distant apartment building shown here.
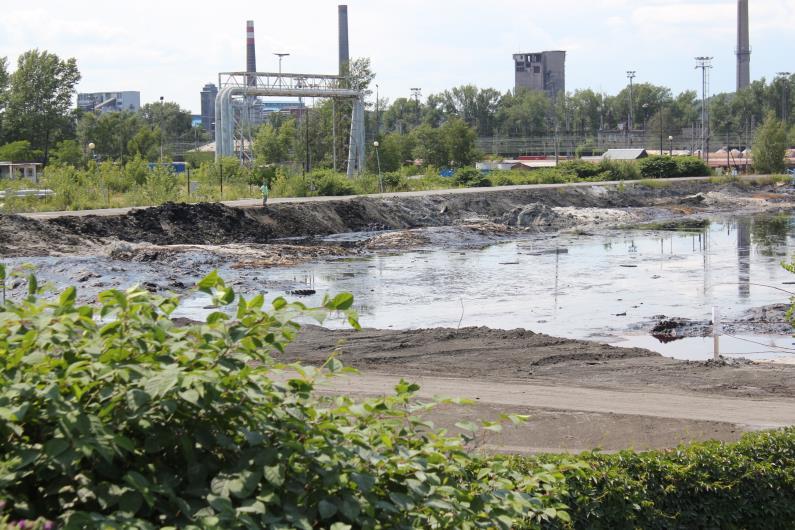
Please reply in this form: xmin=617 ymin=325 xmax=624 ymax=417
xmin=513 ymin=51 xmax=566 ymax=99
xmin=77 ymin=91 xmax=141 ymax=113
xmin=200 ymin=83 xmax=218 ymax=135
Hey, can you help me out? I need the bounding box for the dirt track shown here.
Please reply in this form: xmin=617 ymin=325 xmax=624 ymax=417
xmin=284 ymin=325 xmax=795 ymax=451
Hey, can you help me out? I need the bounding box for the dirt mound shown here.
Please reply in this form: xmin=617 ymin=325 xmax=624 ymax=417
xmin=0 ymin=214 xmax=96 ymax=256
xmin=49 ymin=202 xmax=274 ymax=246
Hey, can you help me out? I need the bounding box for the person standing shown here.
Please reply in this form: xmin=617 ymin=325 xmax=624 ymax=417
xmin=260 ymin=180 xmax=270 ymax=208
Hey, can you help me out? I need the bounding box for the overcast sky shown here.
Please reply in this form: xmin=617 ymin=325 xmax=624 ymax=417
xmin=1 ymin=0 xmax=793 ymax=113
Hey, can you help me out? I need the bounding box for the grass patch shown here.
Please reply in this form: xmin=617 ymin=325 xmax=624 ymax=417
xmin=634 ymin=218 xmax=710 ymax=231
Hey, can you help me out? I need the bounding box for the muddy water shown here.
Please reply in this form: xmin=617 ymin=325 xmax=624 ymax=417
xmin=196 ymin=212 xmax=795 ymax=361
xmin=8 ymin=212 xmax=795 ymax=361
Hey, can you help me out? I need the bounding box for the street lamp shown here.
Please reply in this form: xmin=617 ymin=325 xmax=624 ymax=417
xmin=626 ymin=70 xmax=636 ymax=131
xmin=373 ymin=141 xmax=383 ymax=193
xmin=86 ymin=142 xmax=96 ymax=166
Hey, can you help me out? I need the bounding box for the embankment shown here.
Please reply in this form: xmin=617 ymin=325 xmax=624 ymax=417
xmin=1 ymin=178 xmax=789 ymax=255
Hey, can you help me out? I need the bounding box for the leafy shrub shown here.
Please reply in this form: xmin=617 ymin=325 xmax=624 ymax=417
xmin=597 ymin=159 xmax=640 ymax=181
xmin=453 ymin=167 xmax=491 ymax=188
xmin=382 ymin=172 xmax=408 ymax=191
xmin=310 ymin=170 xmax=357 ymax=196
xmin=490 ymin=173 xmax=516 ymax=187
xmin=512 ymin=428 xmax=795 ymax=529
xmin=674 ymin=156 xmax=710 ymax=177
xmin=0 ymin=273 xmax=567 ymax=528
xmin=637 ymin=156 xmax=679 ymax=178
xmin=558 ymin=160 xmax=602 ymax=179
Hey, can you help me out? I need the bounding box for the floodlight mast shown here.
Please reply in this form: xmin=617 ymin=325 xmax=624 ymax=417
xmin=695 ymin=57 xmax=713 ymax=160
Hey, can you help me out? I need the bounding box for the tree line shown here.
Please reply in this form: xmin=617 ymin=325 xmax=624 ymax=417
xmin=1 ymin=48 xmax=793 ymax=175
xmin=0 ymin=50 xmax=202 ymax=166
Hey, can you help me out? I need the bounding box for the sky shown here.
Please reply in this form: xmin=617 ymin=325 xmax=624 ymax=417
xmin=1 ymin=0 xmax=793 ymax=114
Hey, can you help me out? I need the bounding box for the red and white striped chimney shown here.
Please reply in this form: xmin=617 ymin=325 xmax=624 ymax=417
xmin=246 ymin=20 xmax=256 ymax=86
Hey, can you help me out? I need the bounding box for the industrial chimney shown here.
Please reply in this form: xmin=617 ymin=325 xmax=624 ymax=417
xmin=246 ymin=20 xmax=257 ymax=87
xmin=736 ymin=0 xmax=751 ymax=92
xmin=338 ymin=5 xmax=350 ymax=78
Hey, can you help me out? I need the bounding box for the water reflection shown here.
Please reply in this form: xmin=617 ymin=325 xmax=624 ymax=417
xmin=235 ymin=213 xmax=795 ymax=351
xmin=737 ymin=219 xmax=751 ymax=298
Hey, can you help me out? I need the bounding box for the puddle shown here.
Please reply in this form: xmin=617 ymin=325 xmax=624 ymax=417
xmin=612 ymin=334 xmax=795 ymax=362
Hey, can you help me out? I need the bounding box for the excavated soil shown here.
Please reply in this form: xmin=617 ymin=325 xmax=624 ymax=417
xmin=6 ymin=179 xmax=791 ymax=257
xmin=285 ymin=325 xmax=795 ymax=400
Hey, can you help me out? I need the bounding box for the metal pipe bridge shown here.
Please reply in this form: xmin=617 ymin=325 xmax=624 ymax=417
xmin=214 ymin=72 xmax=366 ymax=177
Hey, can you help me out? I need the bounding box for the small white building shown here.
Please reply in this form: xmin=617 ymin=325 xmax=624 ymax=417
xmin=0 ymin=162 xmax=42 ymax=182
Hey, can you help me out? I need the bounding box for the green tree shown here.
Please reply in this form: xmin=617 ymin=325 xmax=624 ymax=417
xmin=441 ymin=117 xmax=478 ymax=167
xmin=410 ymin=124 xmax=447 ymax=167
xmin=3 ymin=50 xmax=81 ymax=163
xmin=49 ymin=139 xmax=84 ymax=166
xmin=0 ymin=140 xmax=39 ymax=162
xmin=140 ymin=100 xmax=192 ymax=140
xmin=0 ymin=56 xmax=9 ymax=142
xmin=753 ymin=112 xmax=788 ymax=174
xmin=77 ymin=111 xmax=146 ymax=162
xmin=127 ymin=126 xmax=161 ymax=162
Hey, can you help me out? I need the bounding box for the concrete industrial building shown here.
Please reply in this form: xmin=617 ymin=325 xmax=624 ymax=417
xmin=513 ymin=51 xmax=566 ymax=99
xmin=77 ymin=91 xmax=141 ymax=113
xmin=200 ymin=83 xmax=218 ymax=135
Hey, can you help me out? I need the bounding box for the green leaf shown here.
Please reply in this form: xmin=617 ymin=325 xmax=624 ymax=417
xmin=331 ymin=293 xmax=354 ymax=310
xmin=59 ymin=286 xmax=77 ymax=306
xmin=118 ymin=491 xmax=143 ymax=514
xmin=351 ymin=472 xmax=375 ymax=493
xmin=27 ymin=273 xmax=38 ymax=296
xmin=330 ymin=524 xmax=352 ymax=530
xmin=264 ymin=464 xmax=285 ymax=487
xmin=318 ymin=499 xmax=338 ymax=519
xmin=44 ymin=438 xmax=70 ymax=458
xmin=197 ymin=271 xmax=223 ymax=292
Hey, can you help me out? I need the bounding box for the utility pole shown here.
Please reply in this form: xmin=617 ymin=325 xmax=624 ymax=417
xmin=411 ymin=87 xmax=422 ymax=127
xmin=375 ymin=83 xmax=380 ymax=138
xmin=159 ymin=96 xmax=164 ymax=162
xmin=626 ymin=71 xmax=636 ymax=132
xmin=695 ymin=57 xmax=713 ymax=161
xmin=777 ymin=72 xmax=791 ymax=123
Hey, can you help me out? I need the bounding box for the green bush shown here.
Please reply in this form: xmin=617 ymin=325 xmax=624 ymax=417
xmin=637 ymin=156 xmax=679 ymax=178
xmin=453 ymin=167 xmax=491 ymax=188
xmin=309 ymin=170 xmax=357 ymax=196
xmin=511 ymin=428 xmax=795 ymax=529
xmin=597 ymin=159 xmax=640 ymax=181
xmin=558 ymin=160 xmax=602 ymax=179
xmin=674 ymin=155 xmax=710 ymax=177
xmin=382 ymin=172 xmax=408 ymax=191
xmin=0 ymin=272 xmax=567 ymax=528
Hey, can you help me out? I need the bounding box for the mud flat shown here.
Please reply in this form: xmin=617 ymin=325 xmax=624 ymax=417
xmin=5 ymin=178 xmax=795 ymax=452
xmin=285 ymin=325 xmax=795 ymax=452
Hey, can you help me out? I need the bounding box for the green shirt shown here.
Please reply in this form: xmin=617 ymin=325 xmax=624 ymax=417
xmin=260 ymin=183 xmax=269 ymax=198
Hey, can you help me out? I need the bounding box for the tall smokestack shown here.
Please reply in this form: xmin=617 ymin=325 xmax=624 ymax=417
xmin=246 ymin=20 xmax=257 ymax=87
xmin=736 ymin=0 xmax=751 ymax=92
xmin=338 ymin=5 xmax=350 ymax=77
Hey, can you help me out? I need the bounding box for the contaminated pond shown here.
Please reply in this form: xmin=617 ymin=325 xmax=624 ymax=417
xmin=10 ymin=212 xmax=795 ymax=362
xmin=175 ymin=212 xmax=795 ymax=362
